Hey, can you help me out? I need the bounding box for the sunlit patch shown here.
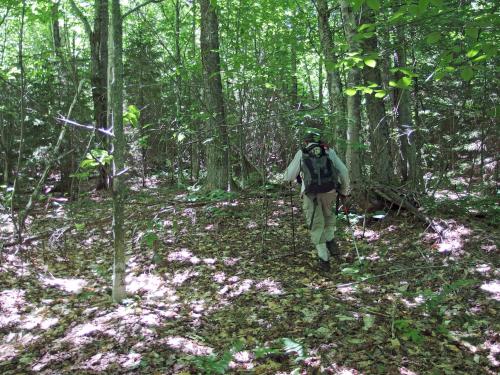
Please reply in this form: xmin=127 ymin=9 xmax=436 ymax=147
xmin=399 ymin=367 xmax=418 ymax=375
xmin=79 ymin=351 xmax=119 ymax=371
xmin=126 ymin=273 xmax=170 ymax=298
xmin=483 ymin=337 xmax=500 ymax=367
xmin=140 ymin=313 xmax=160 ymax=326
xmin=0 ymin=343 xmax=17 ymax=361
xmin=229 ymin=350 xmax=255 ymax=370
xmin=475 ymin=264 xmax=492 ymax=274
xmin=480 ymin=280 xmax=500 ymax=301
xmin=323 ymin=364 xmax=360 ymax=374
xmin=213 ymin=272 xmax=226 ymax=283
xmin=40 ymin=276 xmax=87 ymax=293
xmin=218 ymin=279 xmax=253 ymax=298
xmin=165 ymin=336 xmax=213 ymax=355
xmin=434 ymin=222 xmax=471 ymax=257
xmin=203 ymin=257 xmax=217 ymax=265
xmin=481 ymin=243 xmax=497 ymax=253
xmin=401 ymin=295 xmax=425 ymax=308
xmin=267 ymin=219 xmax=280 ymax=227
xmin=0 ymin=289 xmax=25 ymax=328
xmin=255 ymin=279 xmax=283 ymax=295
xmin=168 ymin=248 xmax=200 ymax=264
xmin=246 ymin=221 xmax=258 ymax=229
xmin=224 ymin=257 xmax=240 ymax=266
xmin=171 ymin=269 xmax=199 ymax=285
xmin=122 ymin=352 xmax=142 ymax=368
xmin=20 ymin=307 xmax=59 ymax=330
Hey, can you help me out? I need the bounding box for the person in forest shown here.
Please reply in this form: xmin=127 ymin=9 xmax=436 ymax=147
xmin=283 ymin=130 xmax=350 ymax=271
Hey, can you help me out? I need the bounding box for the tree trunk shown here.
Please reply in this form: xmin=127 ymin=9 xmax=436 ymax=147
xmin=108 ymin=0 xmax=126 ymax=303
xmin=360 ymin=9 xmax=393 ymax=184
xmin=11 ymin=0 xmax=27 ymax=241
xmin=393 ymin=26 xmax=420 ymax=189
xmin=199 ymin=0 xmax=229 ymax=190
xmin=316 ymin=0 xmax=345 ymax=152
xmin=340 ymin=0 xmax=363 ymax=198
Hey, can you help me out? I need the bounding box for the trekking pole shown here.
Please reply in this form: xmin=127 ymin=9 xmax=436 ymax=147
xmin=343 ymin=198 xmax=362 ymax=263
xmin=289 ymin=183 xmax=296 ymax=255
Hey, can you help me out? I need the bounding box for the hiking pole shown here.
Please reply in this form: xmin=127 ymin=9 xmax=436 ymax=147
xmin=342 ymin=197 xmax=362 ymax=263
xmin=289 ymin=183 xmax=297 ymax=255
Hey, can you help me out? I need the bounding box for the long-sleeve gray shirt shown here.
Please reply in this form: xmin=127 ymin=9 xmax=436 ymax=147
xmin=284 ymin=145 xmax=350 ymax=196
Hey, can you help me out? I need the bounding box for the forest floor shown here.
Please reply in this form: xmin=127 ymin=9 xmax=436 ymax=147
xmin=0 ymin=179 xmax=499 ymax=374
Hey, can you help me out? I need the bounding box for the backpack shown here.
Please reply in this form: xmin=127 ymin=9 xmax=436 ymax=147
xmin=301 ymin=143 xmax=339 ymax=195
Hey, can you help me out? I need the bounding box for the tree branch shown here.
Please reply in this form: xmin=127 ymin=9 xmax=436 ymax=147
xmin=56 ymin=116 xmax=115 ymax=137
xmin=122 ymin=0 xmax=164 ymax=19
xmin=68 ymin=0 xmax=92 ymax=37
xmin=0 ymin=5 xmax=10 ymax=28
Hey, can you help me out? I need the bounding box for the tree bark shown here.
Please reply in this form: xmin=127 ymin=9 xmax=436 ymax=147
xmin=393 ymin=26 xmax=420 ymax=189
xmin=199 ymin=0 xmax=229 ymax=190
xmin=360 ymin=9 xmax=393 ymax=184
xmin=340 ymin=0 xmax=363 ymax=198
xmin=316 ymin=0 xmax=345 ymax=152
xmin=108 ymin=0 xmax=126 ymax=303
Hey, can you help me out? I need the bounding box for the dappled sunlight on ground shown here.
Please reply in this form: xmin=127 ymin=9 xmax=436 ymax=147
xmin=40 ymin=275 xmax=87 ymax=294
xmin=164 ymin=336 xmax=213 ymax=355
xmin=480 ymin=280 xmax=500 ymax=301
xmin=1 ymin=187 xmax=498 ymax=374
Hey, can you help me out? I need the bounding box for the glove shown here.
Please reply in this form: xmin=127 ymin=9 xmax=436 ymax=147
xmin=296 ymin=175 xmax=302 ymax=184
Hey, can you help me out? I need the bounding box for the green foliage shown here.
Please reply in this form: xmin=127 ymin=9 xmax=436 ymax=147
xmin=187 ymin=189 xmax=237 ymax=203
xmin=394 ymin=319 xmax=424 ymax=343
xmin=79 ymin=149 xmax=113 ymax=171
xmin=123 ymin=105 xmax=141 ymax=128
xmin=191 ymin=339 xmax=245 ymax=374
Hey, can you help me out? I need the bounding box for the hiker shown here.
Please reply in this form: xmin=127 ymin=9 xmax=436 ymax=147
xmin=283 ymin=130 xmax=350 ymax=270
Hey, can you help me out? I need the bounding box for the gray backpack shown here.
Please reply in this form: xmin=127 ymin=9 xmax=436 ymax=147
xmin=301 ymin=143 xmax=339 ymax=194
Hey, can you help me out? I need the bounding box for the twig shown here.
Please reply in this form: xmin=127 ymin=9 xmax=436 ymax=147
xmin=122 ymin=0 xmax=164 ymax=19
xmin=56 ymin=116 xmax=115 ymax=137
xmin=336 ymin=264 xmax=447 ymax=288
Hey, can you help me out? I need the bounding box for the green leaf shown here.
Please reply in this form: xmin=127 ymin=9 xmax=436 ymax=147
xmin=366 ymin=0 xmax=381 ymax=11
xmin=465 ymin=27 xmax=479 ymax=40
xmin=466 ymin=49 xmax=480 ymax=58
xmin=348 ymin=338 xmax=365 ymax=344
xmin=473 ymin=55 xmax=487 ymax=62
xmin=389 ymin=80 xmax=398 ymax=87
xmin=429 ymin=0 xmax=444 ymax=5
xmin=374 ymin=91 xmax=386 ymax=98
xmin=351 ymin=0 xmax=364 ymax=12
xmin=363 ymin=315 xmax=375 ymax=331
xmin=399 ymin=76 xmax=412 ymax=87
xmin=364 ymin=58 xmax=377 ymax=68
xmin=345 ymin=88 xmax=358 ymax=96
xmin=418 ymin=0 xmax=429 ymax=12
xmin=426 ymin=32 xmax=441 ymax=44
xmin=460 ymin=66 xmax=474 ymax=81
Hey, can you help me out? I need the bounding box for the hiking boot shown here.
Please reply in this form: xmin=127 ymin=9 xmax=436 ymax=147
xmin=326 ymin=240 xmax=339 ymax=256
xmin=318 ymin=259 xmax=331 ymax=272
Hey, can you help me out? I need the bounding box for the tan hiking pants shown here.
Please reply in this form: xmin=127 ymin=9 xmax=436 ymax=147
xmin=303 ymin=190 xmax=337 ymax=261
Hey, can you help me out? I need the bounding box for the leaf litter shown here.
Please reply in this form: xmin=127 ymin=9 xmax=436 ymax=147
xmin=0 ymin=185 xmax=498 ymax=374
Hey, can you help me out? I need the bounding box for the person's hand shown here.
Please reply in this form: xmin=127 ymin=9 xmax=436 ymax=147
xmin=339 ymin=194 xmax=350 ymax=214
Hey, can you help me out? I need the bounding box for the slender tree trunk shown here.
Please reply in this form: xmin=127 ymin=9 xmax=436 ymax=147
xmin=69 ymin=0 xmax=109 ymax=189
xmin=190 ymin=0 xmax=200 ymax=180
xmin=290 ymin=29 xmax=298 ymax=109
xmin=340 ymin=0 xmax=363 ymax=198
xmin=174 ymin=0 xmax=183 ymax=184
xmin=199 ymin=0 xmax=229 ymax=190
xmin=360 ymin=10 xmax=393 ymax=184
xmin=393 ymin=26 xmax=420 ymax=189
xmin=316 ymin=0 xmax=345 ymax=151
xmin=52 ymin=1 xmax=75 ymax=194
xmin=11 ymin=0 xmax=27 ymax=241
xmin=108 ymin=0 xmax=126 ymax=303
